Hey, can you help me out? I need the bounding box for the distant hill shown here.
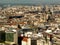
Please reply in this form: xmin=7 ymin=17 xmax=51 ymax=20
xmin=0 ymin=0 xmax=60 ymax=7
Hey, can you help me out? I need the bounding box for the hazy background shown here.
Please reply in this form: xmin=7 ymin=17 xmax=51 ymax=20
xmin=0 ymin=0 xmax=60 ymax=5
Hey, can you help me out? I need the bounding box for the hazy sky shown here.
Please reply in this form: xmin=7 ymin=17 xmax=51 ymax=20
xmin=0 ymin=0 xmax=60 ymax=4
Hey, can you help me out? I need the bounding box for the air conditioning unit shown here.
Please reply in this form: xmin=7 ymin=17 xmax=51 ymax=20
xmin=5 ymin=31 xmax=18 ymax=45
xmin=5 ymin=32 xmax=14 ymax=42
